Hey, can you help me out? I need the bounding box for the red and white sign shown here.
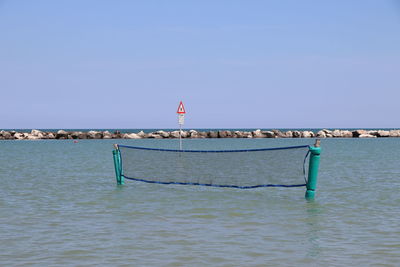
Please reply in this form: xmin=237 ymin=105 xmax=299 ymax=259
xmin=177 ymin=101 xmax=186 ymax=114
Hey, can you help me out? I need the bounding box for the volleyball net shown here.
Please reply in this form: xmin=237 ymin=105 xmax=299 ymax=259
xmin=113 ymin=144 xmax=315 ymax=189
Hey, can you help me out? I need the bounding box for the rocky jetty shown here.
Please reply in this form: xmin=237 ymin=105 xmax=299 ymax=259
xmin=1 ymin=129 xmax=400 ymax=140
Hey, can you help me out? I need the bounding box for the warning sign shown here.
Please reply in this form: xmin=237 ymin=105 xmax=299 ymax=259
xmin=177 ymin=101 xmax=186 ymax=114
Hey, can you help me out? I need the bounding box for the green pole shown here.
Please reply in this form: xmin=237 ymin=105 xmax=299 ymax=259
xmin=113 ymin=144 xmax=124 ymax=185
xmin=305 ymin=140 xmax=321 ymax=199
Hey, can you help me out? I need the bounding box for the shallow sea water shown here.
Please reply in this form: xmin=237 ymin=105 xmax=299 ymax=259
xmin=0 ymin=138 xmax=399 ymax=266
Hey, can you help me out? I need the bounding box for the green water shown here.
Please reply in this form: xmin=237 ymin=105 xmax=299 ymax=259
xmin=1 ymin=138 xmax=399 ymax=266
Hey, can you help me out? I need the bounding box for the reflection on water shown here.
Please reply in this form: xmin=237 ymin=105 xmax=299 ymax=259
xmin=305 ymin=201 xmax=323 ymax=259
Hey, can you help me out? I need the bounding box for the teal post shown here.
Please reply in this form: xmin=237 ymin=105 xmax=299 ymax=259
xmin=113 ymin=144 xmax=124 ymax=185
xmin=305 ymin=140 xmax=321 ymax=199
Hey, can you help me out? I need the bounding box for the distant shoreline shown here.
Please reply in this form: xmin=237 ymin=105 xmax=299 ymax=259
xmin=1 ymin=129 xmax=399 ymax=140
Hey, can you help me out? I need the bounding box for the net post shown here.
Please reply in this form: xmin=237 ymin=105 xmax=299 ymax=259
xmin=112 ymin=144 xmax=124 ymax=185
xmin=305 ymin=139 xmax=321 ymax=199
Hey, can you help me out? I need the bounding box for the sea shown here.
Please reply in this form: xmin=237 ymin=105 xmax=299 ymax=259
xmin=1 ymin=129 xmax=399 ymax=266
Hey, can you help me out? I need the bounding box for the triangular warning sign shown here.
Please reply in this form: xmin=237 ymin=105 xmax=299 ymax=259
xmin=177 ymin=101 xmax=186 ymax=114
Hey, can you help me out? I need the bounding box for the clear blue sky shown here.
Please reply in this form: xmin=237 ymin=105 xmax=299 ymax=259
xmin=1 ymin=0 xmax=399 ymax=129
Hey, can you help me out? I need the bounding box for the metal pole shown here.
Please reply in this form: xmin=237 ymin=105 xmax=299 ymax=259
xmin=305 ymin=139 xmax=321 ymax=199
xmin=179 ymin=124 xmax=182 ymax=150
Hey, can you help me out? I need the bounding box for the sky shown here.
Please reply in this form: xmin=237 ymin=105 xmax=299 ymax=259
xmin=0 ymin=0 xmax=399 ymax=129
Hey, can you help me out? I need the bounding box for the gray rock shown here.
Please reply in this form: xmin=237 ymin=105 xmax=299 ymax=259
xmin=292 ymin=131 xmax=301 ymax=138
xmin=56 ymin=130 xmax=69 ymax=139
xmin=87 ymin=131 xmax=102 ymax=139
xmin=301 ymin=131 xmax=314 ymax=138
xmin=180 ymin=131 xmax=188 ymax=138
xmin=87 ymin=131 xmax=96 ymax=139
xmin=197 ymin=132 xmax=208 ymax=138
xmin=285 ymin=131 xmax=293 ymax=138
xmin=272 ymin=130 xmax=285 ymax=138
xmin=332 ymin=130 xmax=342 ymax=138
xmin=1 ymin=131 xmax=12 ymax=139
xmin=262 ymin=131 xmax=275 ymax=138
xmin=170 ymin=131 xmax=180 ymax=138
xmin=147 ymin=133 xmax=163 ymax=139
xmin=70 ymin=132 xmax=81 ymax=139
xmin=252 ymin=129 xmax=264 ymax=138
xmin=359 ymin=134 xmax=377 ymax=138
xmin=113 ymin=133 xmax=123 ymax=139
xmin=188 ymin=130 xmax=199 ymax=138
xmin=78 ymin=133 xmax=87 ymax=139
xmin=123 ymin=133 xmax=141 ymax=139
xmin=377 ymin=130 xmax=390 ymax=137
xmin=341 ymin=130 xmax=353 ymax=138
xmin=322 ymin=129 xmax=332 ymax=134
xmin=155 ymin=130 xmax=170 ymax=138
xmin=368 ymin=131 xmax=379 ymax=137
xmin=389 ymin=130 xmax=400 ymax=137
xmin=14 ymin=133 xmax=24 ymax=140
xmin=47 ymin=133 xmax=56 ymax=139
xmin=137 ymin=131 xmax=146 ymax=138
xmin=353 ymin=130 xmax=367 ymax=137
xmin=57 ymin=130 xmax=68 ymax=135
xmin=234 ymin=131 xmax=244 ymax=138
xmin=218 ymin=130 xmax=232 ymax=138
xmin=31 ymin=129 xmax=44 ymax=136
xmin=26 ymin=134 xmax=40 ymax=140
xmin=208 ymin=131 xmax=218 ymax=138
xmin=103 ymin=131 xmax=113 ymax=139
xmin=316 ymin=130 xmax=326 ymax=138
xmin=191 ymin=131 xmax=206 ymax=138
xmin=189 ymin=133 xmax=199 ymax=138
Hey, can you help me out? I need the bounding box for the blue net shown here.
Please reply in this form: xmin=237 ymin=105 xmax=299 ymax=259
xmin=118 ymin=145 xmax=310 ymax=189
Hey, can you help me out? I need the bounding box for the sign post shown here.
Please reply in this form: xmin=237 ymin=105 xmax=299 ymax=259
xmin=177 ymin=101 xmax=186 ymax=150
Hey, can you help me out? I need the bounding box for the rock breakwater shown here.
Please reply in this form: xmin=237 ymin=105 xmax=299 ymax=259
xmin=1 ymin=129 xmax=400 ymax=140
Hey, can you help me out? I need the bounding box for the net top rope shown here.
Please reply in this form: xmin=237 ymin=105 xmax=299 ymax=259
xmin=116 ymin=144 xmax=310 ymax=153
